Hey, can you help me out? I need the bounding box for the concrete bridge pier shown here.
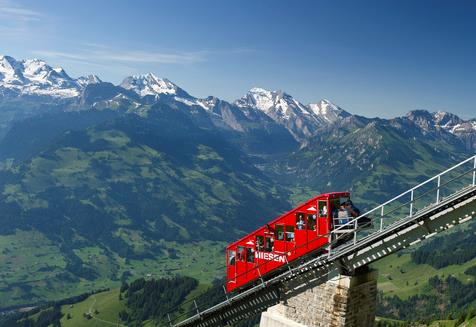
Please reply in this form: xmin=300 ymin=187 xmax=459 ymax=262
xmin=260 ymin=268 xmax=377 ymax=327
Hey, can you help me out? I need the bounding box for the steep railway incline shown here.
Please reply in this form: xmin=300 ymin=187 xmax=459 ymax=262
xmin=170 ymin=155 xmax=476 ymax=327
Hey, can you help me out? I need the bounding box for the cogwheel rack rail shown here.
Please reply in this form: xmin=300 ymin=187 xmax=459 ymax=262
xmin=160 ymin=155 xmax=476 ymax=327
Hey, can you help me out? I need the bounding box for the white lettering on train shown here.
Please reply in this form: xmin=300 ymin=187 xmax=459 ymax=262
xmin=254 ymin=251 xmax=286 ymax=263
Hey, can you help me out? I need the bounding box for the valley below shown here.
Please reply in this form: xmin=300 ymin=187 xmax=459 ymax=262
xmin=0 ymin=55 xmax=476 ymax=326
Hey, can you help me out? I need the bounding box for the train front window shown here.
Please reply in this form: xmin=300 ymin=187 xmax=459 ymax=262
xmin=246 ymin=248 xmax=255 ymax=263
xmin=307 ymin=214 xmax=316 ymax=231
xmin=265 ymin=236 xmax=274 ymax=252
xmin=237 ymin=246 xmax=245 ymax=262
xmin=286 ymin=226 xmax=294 ymax=241
xmin=228 ymin=250 xmax=236 ymax=266
xmin=256 ymin=236 xmax=264 ymax=251
xmin=296 ymin=213 xmax=305 ymax=230
xmin=275 ymin=224 xmax=285 ymax=241
xmin=318 ymin=200 xmax=328 ymax=218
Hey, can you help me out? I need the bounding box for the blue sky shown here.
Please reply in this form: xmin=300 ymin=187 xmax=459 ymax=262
xmin=0 ymin=0 xmax=475 ymax=118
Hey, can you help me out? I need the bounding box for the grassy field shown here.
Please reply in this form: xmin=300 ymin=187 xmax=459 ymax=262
xmin=60 ymin=289 xmax=125 ymax=327
xmin=372 ymin=251 xmax=476 ymax=299
xmin=0 ymin=230 xmax=67 ymax=306
xmin=58 ymin=283 xmax=214 ymax=327
xmin=0 ymin=228 xmax=226 ymax=309
xmin=376 ymin=316 xmax=476 ymax=326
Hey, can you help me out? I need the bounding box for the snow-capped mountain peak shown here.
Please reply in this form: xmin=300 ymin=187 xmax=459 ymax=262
xmin=0 ymin=55 xmax=21 ymax=72
xmin=120 ymin=73 xmax=185 ymax=98
xmin=236 ymin=87 xmax=279 ymax=112
xmin=404 ymin=109 xmax=476 ymax=137
xmin=234 ymin=87 xmax=351 ymax=140
xmin=236 ymin=88 xmax=346 ymax=140
xmin=308 ymin=99 xmax=349 ymax=123
xmin=432 ymin=110 xmax=463 ymax=128
xmin=236 ymin=87 xmax=310 ymax=118
xmin=22 ymin=58 xmax=76 ymax=87
xmin=0 ymin=55 xmax=81 ymax=98
xmin=0 ymin=55 xmax=26 ymax=84
xmin=76 ymin=74 xmax=102 ymax=87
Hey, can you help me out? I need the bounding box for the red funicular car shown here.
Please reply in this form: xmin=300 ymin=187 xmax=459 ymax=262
xmin=225 ymin=192 xmax=367 ymax=293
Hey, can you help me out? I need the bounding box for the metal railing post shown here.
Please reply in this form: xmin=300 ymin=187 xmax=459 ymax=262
xmin=223 ymin=285 xmax=230 ymax=303
xmin=436 ymin=175 xmax=441 ymax=204
xmin=473 ymin=156 xmax=476 ymax=186
xmin=284 ymin=255 xmax=293 ymax=274
xmin=353 ymin=219 xmax=357 ymax=245
xmin=167 ymin=313 xmax=172 ymax=327
xmin=409 ymin=190 xmax=414 ymax=217
xmin=194 ymin=300 xmax=200 ymax=317
xmin=380 ymin=206 xmax=384 ymax=231
xmin=257 ymin=267 xmax=265 ymax=287
xmin=327 ymin=231 xmax=332 ymax=257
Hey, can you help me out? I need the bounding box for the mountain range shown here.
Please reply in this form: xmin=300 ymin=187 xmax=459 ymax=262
xmin=1 ymin=55 xmax=475 ymax=148
xmin=0 ymin=55 xmax=475 ymax=311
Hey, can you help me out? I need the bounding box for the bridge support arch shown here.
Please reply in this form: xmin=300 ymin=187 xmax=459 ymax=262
xmin=260 ymin=268 xmax=377 ymax=327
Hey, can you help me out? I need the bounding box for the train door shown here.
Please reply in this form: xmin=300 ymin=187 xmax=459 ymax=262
xmin=285 ymin=225 xmax=295 ymax=254
xmin=245 ymin=247 xmax=257 ymax=282
xmin=317 ymin=199 xmax=329 ymax=236
xmin=306 ymin=208 xmax=318 ymax=248
xmin=236 ymin=246 xmax=246 ymax=285
xmin=295 ymin=212 xmax=307 ymax=256
xmin=227 ymin=248 xmax=236 ymax=284
xmin=259 ymin=234 xmax=275 ymax=274
xmin=274 ymin=224 xmax=286 ymax=253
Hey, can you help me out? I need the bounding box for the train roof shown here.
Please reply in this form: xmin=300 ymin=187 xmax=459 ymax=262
xmin=227 ymin=191 xmax=350 ymax=249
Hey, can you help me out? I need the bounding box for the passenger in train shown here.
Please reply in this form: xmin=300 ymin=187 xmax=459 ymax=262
xmin=297 ymin=216 xmax=305 ymax=230
xmin=320 ymin=205 xmax=327 ymax=216
xmin=344 ymin=200 xmax=360 ymax=217
xmin=337 ymin=204 xmax=351 ymax=226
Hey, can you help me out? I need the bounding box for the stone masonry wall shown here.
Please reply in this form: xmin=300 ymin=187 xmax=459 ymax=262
xmin=260 ymin=270 xmax=377 ymax=327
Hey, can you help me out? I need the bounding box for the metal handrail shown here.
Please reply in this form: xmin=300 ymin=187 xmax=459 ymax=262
xmin=331 ymin=154 xmax=476 ymax=235
xmin=329 ymin=165 xmax=476 ymax=248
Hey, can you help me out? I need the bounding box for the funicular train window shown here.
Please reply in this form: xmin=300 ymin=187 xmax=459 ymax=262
xmin=286 ymin=226 xmax=295 ymax=241
xmin=256 ymin=236 xmax=264 ymax=251
xmin=318 ymin=200 xmax=328 ymax=218
xmin=228 ymin=250 xmax=236 ymax=266
xmin=265 ymin=236 xmax=274 ymax=252
xmin=237 ymin=246 xmax=245 ymax=262
xmin=296 ymin=213 xmax=306 ymax=230
xmin=307 ymin=214 xmax=317 ymax=231
xmin=246 ymin=248 xmax=255 ymax=263
xmin=275 ymin=224 xmax=285 ymax=241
